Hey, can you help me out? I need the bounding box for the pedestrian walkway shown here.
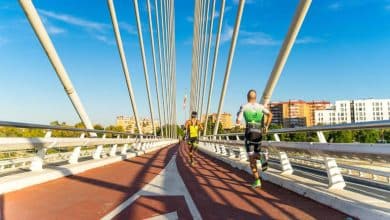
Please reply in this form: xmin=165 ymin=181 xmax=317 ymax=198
xmin=0 ymin=143 xmax=348 ymax=219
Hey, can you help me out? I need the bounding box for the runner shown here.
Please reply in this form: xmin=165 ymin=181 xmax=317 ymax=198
xmin=185 ymin=111 xmax=203 ymax=166
xmin=236 ymin=90 xmax=273 ymax=188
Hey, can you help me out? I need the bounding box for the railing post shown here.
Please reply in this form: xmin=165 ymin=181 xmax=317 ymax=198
xmin=279 ymin=152 xmax=293 ymax=175
xmin=121 ymin=136 xmax=130 ymax=155
xmin=219 ymin=136 xmax=226 ymax=155
xmin=69 ymin=133 xmax=85 ymax=164
xmin=93 ymin=134 xmax=106 ymax=160
xmin=274 ymin=133 xmax=281 ymax=142
xmin=29 ymin=130 xmax=51 ymax=171
xmin=324 ymin=157 xmax=346 ymax=189
xmin=109 ymin=135 xmax=120 ymax=157
xmin=213 ymin=136 xmax=218 ymax=152
xmin=239 ymin=146 xmax=248 ymax=161
xmin=317 ymin=131 xmax=327 ymax=143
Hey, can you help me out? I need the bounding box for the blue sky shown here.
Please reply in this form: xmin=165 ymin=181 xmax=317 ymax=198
xmin=0 ymin=0 xmax=389 ymax=126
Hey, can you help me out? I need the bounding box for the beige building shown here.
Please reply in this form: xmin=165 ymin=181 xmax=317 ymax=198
xmin=201 ymin=113 xmax=233 ymax=129
xmin=116 ymin=116 xmax=159 ymax=134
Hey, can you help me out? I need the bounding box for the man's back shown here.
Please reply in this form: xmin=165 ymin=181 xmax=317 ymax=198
xmin=238 ymin=102 xmax=269 ymax=124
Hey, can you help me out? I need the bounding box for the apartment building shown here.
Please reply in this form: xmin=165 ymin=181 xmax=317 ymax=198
xmin=201 ymin=113 xmax=233 ymax=129
xmin=270 ymin=100 xmax=330 ymax=127
xmin=116 ymin=116 xmax=159 ymax=134
xmin=315 ymin=99 xmax=390 ymax=125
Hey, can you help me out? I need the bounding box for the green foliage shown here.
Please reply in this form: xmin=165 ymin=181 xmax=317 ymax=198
xmin=205 ymin=122 xmax=223 ymax=135
xmin=383 ymin=129 xmax=390 ymax=143
xmin=176 ymin=125 xmax=185 ymax=139
xmin=353 ymin=130 xmax=380 ymax=143
xmin=326 ymin=130 xmax=353 ymax=143
xmin=104 ymin=125 xmax=124 ymax=138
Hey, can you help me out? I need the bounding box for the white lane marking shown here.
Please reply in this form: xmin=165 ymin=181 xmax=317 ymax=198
xmin=145 ymin=211 xmax=178 ymax=220
xmin=101 ymin=153 xmax=202 ymax=220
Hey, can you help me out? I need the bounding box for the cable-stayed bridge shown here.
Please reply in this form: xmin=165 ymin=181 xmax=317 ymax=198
xmin=0 ymin=0 xmax=389 ymax=219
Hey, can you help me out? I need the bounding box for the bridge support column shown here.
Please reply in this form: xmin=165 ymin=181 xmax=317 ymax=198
xmin=279 ymin=152 xmax=293 ymax=175
xmin=29 ymin=147 xmax=47 ymax=171
xmin=121 ymin=143 xmax=128 ymax=155
xmin=317 ymin=131 xmax=327 ymax=143
xmin=29 ymin=131 xmax=52 ymax=171
xmin=239 ymin=147 xmax=248 ymax=161
xmin=134 ymin=139 xmax=141 ymax=151
xmin=109 ymin=144 xmax=117 ymax=156
xmin=225 ymin=146 xmax=231 ymax=157
xmin=121 ymin=136 xmax=131 ymax=155
xmin=93 ymin=134 xmax=106 ymax=160
xmin=109 ymin=136 xmax=120 ymax=157
xmin=324 ymin=157 xmax=346 ymax=190
xmin=273 ymin=134 xmax=280 ymax=142
xmin=68 ymin=133 xmax=85 ymax=164
xmin=220 ymin=145 xmax=227 ymax=155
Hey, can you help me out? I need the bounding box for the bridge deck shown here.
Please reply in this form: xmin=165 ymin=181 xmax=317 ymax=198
xmin=0 ymin=143 xmax=348 ymax=219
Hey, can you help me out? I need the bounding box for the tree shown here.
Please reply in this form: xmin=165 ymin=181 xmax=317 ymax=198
xmin=354 ymin=130 xmax=380 ymax=143
xmin=383 ymin=129 xmax=390 ymax=143
xmin=205 ymin=122 xmax=223 ymax=135
xmin=93 ymin=124 xmax=104 ymax=137
xmin=105 ymin=125 xmax=124 ymax=138
xmin=176 ymin=125 xmax=185 ymax=139
xmin=326 ymin=131 xmax=353 ymax=143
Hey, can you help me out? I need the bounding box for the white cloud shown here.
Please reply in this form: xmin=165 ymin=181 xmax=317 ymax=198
xmin=119 ymin=22 xmax=137 ymax=35
xmin=221 ymin=26 xmax=322 ymax=46
xmin=39 ymin=9 xmax=108 ymax=32
xmin=95 ymin=35 xmax=115 ymax=45
xmin=328 ymin=2 xmax=342 ymax=10
xmin=295 ymin=36 xmax=323 ymax=44
xmin=221 ymin=26 xmax=278 ymax=46
xmin=47 ymin=25 xmax=66 ymax=35
xmin=240 ymin=31 xmax=279 ymax=46
xmin=213 ymin=11 xmax=220 ymax=19
xmin=186 ymin=16 xmax=194 ymax=23
xmin=41 ymin=16 xmax=66 ymax=35
xmin=225 ymin=6 xmax=233 ymax=13
xmin=38 ymin=9 xmax=132 ymax=45
xmin=220 ymin=24 xmax=233 ymax=43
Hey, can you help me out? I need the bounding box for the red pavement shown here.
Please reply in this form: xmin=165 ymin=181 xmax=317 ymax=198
xmin=0 ymin=145 xmax=177 ymax=220
xmin=0 ymin=142 xmax=349 ymax=220
xmin=176 ymin=142 xmax=348 ymax=220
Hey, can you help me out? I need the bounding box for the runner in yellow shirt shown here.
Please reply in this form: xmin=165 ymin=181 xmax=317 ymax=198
xmin=185 ymin=111 xmax=203 ymax=166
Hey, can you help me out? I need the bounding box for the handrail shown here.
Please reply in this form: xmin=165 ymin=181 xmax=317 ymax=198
xmin=0 ymin=137 xmax=162 ymax=151
xmin=0 ymin=121 xmax=155 ymax=137
xmin=200 ymin=139 xmax=390 ymax=157
xmin=204 ymin=120 xmax=390 ymax=137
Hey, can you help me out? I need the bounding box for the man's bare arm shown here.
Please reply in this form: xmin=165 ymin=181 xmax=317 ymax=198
xmin=265 ymin=112 xmax=273 ymax=128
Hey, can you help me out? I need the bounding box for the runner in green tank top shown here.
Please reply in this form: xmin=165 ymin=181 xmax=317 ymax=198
xmin=236 ymin=90 xmax=273 ymax=188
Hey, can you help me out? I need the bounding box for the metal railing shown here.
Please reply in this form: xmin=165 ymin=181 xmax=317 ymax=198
xmin=0 ymin=121 xmax=176 ymax=173
xmin=200 ymin=121 xmax=390 ymax=189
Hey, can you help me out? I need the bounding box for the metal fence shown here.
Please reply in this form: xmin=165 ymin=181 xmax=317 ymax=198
xmin=200 ymin=121 xmax=390 ymax=189
xmin=0 ymin=121 xmax=175 ymax=173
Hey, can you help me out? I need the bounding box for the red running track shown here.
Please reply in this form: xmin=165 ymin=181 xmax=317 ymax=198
xmin=0 ymin=143 xmax=348 ymax=219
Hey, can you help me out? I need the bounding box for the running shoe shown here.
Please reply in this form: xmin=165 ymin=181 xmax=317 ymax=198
xmin=251 ymin=179 xmax=262 ymax=188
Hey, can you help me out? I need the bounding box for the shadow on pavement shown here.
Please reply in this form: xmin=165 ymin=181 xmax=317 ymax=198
xmin=176 ymin=142 xmax=348 ymax=220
